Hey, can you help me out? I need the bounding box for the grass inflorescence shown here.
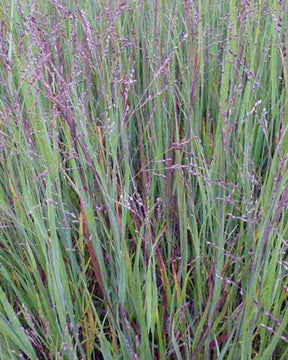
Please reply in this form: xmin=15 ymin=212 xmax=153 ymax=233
xmin=0 ymin=0 xmax=287 ymax=359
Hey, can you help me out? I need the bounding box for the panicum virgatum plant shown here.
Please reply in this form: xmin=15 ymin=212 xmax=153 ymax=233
xmin=0 ymin=0 xmax=287 ymax=359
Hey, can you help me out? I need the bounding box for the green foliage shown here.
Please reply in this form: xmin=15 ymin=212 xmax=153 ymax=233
xmin=0 ymin=0 xmax=287 ymax=358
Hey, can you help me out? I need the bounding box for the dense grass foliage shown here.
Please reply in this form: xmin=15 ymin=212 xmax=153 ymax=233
xmin=0 ymin=0 xmax=287 ymax=359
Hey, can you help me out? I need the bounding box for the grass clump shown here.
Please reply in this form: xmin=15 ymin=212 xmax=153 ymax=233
xmin=0 ymin=0 xmax=287 ymax=359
